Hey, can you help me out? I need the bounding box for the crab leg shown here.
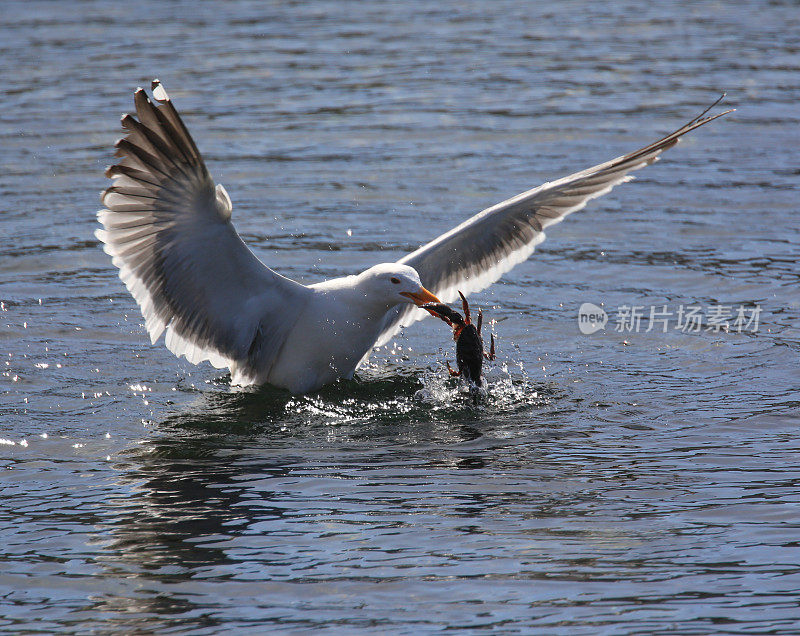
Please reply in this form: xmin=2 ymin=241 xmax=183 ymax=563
xmin=484 ymin=333 xmax=496 ymax=361
xmin=458 ymin=291 xmax=471 ymax=325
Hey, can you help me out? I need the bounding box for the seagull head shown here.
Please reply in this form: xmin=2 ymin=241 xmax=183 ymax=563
xmin=357 ymin=263 xmax=441 ymax=309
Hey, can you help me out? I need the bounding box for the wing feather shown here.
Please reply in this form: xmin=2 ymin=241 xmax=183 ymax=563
xmin=97 ymin=80 xmax=310 ymax=377
xmin=376 ymin=100 xmax=732 ymax=345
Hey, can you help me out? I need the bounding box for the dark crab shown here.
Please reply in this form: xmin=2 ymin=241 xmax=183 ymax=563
xmin=423 ymin=291 xmax=495 ymax=388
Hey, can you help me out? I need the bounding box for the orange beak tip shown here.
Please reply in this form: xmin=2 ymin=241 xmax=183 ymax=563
xmin=414 ymin=287 xmax=441 ymax=306
xmin=401 ymin=287 xmax=442 ymax=307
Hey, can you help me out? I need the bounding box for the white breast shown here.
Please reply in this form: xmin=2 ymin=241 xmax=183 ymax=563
xmin=262 ymin=289 xmax=387 ymax=393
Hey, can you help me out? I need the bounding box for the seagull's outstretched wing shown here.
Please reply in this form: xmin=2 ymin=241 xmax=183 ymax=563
xmin=97 ymin=80 xmax=309 ymax=378
xmin=376 ymin=99 xmax=732 ymax=345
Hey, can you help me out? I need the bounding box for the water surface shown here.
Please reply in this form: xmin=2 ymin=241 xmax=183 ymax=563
xmin=1 ymin=0 xmax=799 ymax=632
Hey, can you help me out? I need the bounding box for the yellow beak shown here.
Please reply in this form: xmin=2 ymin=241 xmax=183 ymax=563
xmin=400 ymin=287 xmax=441 ymax=306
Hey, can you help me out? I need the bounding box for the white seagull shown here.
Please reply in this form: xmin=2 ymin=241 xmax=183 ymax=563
xmin=97 ymin=81 xmax=730 ymax=394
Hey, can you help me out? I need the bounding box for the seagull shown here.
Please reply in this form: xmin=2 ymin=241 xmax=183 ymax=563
xmin=96 ymin=80 xmax=731 ymax=394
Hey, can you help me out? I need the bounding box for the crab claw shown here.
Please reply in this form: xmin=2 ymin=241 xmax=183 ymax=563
xmin=422 ymin=302 xmax=466 ymax=328
xmin=421 ymin=302 xmax=455 ymax=327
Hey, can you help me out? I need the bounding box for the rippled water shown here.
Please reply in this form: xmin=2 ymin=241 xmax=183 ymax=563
xmin=2 ymin=0 xmax=799 ymax=632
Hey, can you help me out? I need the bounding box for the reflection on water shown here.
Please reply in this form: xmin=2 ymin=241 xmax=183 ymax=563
xmin=90 ymin=376 xmax=560 ymax=630
xmin=2 ymin=0 xmax=799 ymax=631
xmin=82 ymin=383 xmax=800 ymax=632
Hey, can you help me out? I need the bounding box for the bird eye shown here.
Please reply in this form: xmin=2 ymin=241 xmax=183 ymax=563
xmin=390 ymin=277 xmax=400 ymax=284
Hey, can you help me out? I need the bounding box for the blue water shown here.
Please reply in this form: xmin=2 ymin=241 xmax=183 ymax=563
xmin=1 ymin=1 xmax=799 ymax=632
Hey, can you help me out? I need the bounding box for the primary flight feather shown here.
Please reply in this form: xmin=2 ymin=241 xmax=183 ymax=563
xmin=97 ymin=80 xmax=730 ymax=393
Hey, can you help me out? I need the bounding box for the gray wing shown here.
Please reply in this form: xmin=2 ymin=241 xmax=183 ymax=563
xmin=97 ymin=80 xmax=310 ymax=377
xmin=376 ymin=100 xmax=732 ymax=346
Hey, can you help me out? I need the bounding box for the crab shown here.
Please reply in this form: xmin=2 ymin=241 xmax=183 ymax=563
xmin=423 ymin=291 xmax=495 ymax=388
